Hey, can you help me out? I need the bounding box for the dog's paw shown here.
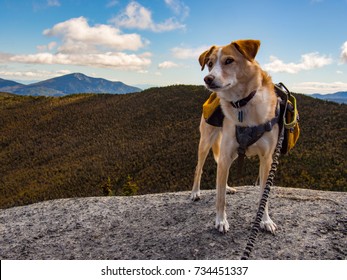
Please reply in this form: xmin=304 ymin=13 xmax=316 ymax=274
xmin=260 ymin=218 xmax=277 ymax=234
xmin=190 ymin=190 xmax=201 ymax=201
xmin=226 ymin=186 xmax=236 ymax=194
xmin=215 ymin=214 xmax=229 ymax=233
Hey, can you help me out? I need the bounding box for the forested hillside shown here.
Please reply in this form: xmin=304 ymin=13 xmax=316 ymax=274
xmin=0 ymin=85 xmax=346 ymax=208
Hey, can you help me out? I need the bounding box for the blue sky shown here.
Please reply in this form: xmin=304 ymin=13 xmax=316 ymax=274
xmin=0 ymin=0 xmax=347 ymax=93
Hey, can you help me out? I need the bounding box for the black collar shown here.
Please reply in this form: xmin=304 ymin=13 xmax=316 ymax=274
xmin=230 ymin=90 xmax=256 ymax=108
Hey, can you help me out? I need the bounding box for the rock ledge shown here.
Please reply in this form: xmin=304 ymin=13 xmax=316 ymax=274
xmin=0 ymin=186 xmax=346 ymax=259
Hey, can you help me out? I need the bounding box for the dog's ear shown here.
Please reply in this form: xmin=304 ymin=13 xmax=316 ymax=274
xmin=198 ymin=46 xmax=216 ymax=71
xmin=231 ymin=40 xmax=260 ymax=61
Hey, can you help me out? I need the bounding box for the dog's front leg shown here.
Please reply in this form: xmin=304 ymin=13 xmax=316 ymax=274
xmin=215 ymin=133 xmax=235 ymax=233
xmin=191 ymin=118 xmax=221 ymax=201
xmin=259 ymin=154 xmax=278 ymax=233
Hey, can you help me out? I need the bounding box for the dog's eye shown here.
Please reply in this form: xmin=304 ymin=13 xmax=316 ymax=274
xmin=207 ymin=61 xmax=213 ymax=68
xmin=225 ymin=58 xmax=234 ymax=65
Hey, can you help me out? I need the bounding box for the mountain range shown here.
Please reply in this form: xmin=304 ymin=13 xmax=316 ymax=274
xmin=0 ymin=73 xmax=141 ymax=96
xmin=1 ymin=73 xmax=347 ymax=104
xmin=311 ymin=92 xmax=347 ymax=104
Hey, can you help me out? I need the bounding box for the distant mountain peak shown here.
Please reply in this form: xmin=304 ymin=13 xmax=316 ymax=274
xmin=0 ymin=77 xmax=24 ymax=86
xmin=70 ymin=73 xmax=88 ymax=80
xmin=0 ymin=73 xmax=141 ymax=96
xmin=0 ymin=78 xmax=24 ymax=93
xmin=73 ymin=73 xmax=85 ymax=77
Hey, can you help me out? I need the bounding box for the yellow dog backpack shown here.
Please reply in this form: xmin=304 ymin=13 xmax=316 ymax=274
xmin=275 ymin=83 xmax=300 ymax=154
xmin=202 ymin=83 xmax=300 ymax=154
xmin=202 ymin=92 xmax=224 ymax=127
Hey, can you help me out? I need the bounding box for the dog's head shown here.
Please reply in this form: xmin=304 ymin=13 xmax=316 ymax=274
xmin=199 ymin=39 xmax=261 ymax=92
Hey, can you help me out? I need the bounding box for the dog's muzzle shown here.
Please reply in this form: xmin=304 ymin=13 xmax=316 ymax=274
xmin=204 ymin=75 xmax=231 ymax=90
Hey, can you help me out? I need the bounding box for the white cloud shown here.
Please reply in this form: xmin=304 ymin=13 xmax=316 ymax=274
xmin=164 ymin=0 xmax=189 ymax=19
xmin=7 ymin=52 xmax=151 ymax=70
xmin=264 ymin=52 xmax=332 ymax=73
xmin=293 ymin=81 xmax=347 ymax=94
xmin=158 ymin=61 xmax=179 ymax=69
xmin=110 ymin=1 xmax=185 ymax=32
xmin=36 ymin=41 xmax=57 ymax=52
xmin=171 ymin=46 xmax=209 ymax=59
xmin=0 ymin=17 xmax=152 ymax=71
xmin=340 ymin=41 xmax=347 ymax=63
xmin=44 ymin=16 xmax=145 ymax=52
xmin=111 ymin=2 xmax=152 ymax=30
xmin=0 ymin=69 xmax=71 ymax=80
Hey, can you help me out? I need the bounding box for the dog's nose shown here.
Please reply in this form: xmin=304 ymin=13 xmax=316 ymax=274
xmin=204 ymin=75 xmax=215 ymax=86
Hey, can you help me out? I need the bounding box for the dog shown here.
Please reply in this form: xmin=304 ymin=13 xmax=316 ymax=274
xmin=191 ymin=39 xmax=279 ymax=234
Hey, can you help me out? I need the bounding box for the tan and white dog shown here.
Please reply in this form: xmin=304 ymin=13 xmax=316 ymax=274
xmin=191 ymin=39 xmax=279 ymax=234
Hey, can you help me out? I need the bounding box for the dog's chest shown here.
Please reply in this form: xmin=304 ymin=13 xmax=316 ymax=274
xmin=220 ymin=90 xmax=279 ymax=157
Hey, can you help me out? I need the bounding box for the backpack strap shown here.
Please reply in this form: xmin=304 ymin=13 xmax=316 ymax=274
xmin=274 ymin=83 xmax=289 ymax=131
